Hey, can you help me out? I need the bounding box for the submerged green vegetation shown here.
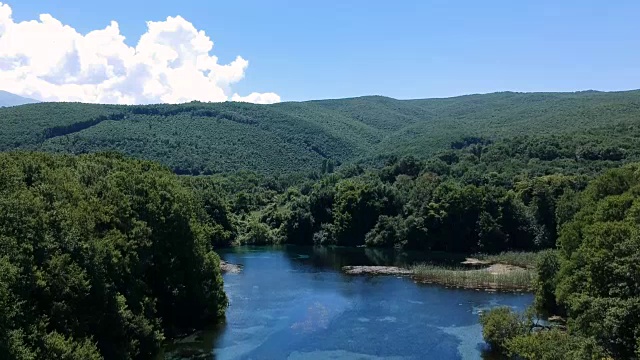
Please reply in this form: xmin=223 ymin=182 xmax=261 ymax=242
xmin=1 ymin=90 xmax=640 ymax=358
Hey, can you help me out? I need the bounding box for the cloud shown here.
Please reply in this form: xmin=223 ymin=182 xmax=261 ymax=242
xmin=0 ymin=2 xmax=280 ymax=104
xmin=232 ymin=92 xmax=281 ymax=104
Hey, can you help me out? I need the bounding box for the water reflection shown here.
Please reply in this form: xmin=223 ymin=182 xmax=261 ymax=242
xmin=162 ymin=246 xmax=531 ymax=360
xmin=279 ymin=245 xmax=468 ymax=269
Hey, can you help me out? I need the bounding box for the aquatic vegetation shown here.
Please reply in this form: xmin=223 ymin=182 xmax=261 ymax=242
xmin=474 ymin=251 xmax=543 ymax=269
xmin=412 ymin=264 xmax=536 ymax=291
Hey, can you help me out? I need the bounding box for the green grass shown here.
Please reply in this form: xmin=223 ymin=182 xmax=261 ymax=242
xmin=412 ymin=264 xmax=536 ymax=291
xmin=473 ymin=251 xmax=542 ymax=269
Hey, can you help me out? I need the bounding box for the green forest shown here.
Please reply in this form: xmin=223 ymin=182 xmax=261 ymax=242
xmin=1 ymin=90 xmax=640 ymax=358
xmin=1 ymin=90 xmax=640 ymax=175
xmin=0 ymin=153 xmax=228 ymax=359
xmin=479 ymin=164 xmax=640 ymax=359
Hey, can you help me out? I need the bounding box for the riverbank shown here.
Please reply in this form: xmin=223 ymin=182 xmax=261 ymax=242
xmin=186 ymin=245 xmax=534 ymax=359
xmin=473 ymin=251 xmax=540 ymax=269
xmin=220 ymin=260 xmax=243 ymax=273
xmin=411 ymin=263 xmax=535 ymax=291
xmin=340 ymin=256 xmax=536 ymax=291
xmin=220 ymin=246 xmax=540 ymax=291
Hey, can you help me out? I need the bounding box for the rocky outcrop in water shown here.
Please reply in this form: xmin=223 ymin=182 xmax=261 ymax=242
xmin=220 ymin=260 xmax=242 ymax=273
xmin=342 ymin=266 xmax=413 ymax=276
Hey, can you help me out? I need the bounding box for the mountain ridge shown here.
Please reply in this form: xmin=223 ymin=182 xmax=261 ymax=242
xmin=1 ymin=89 xmax=639 ymax=175
xmin=0 ymin=90 xmax=39 ymax=107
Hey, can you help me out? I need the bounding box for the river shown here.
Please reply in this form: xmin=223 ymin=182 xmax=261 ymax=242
xmin=162 ymin=246 xmax=532 ymax=360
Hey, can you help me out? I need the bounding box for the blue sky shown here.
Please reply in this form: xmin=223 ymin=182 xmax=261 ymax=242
xmin=4 ymin=0 xmax=640 ymax=102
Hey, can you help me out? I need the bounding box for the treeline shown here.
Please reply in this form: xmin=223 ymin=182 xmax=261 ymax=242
xmin=480 ymin=164 xmax=640 ymax=359
xmin=250 ymin=168 xmax=555 ymax=253
xmin=2 ymin=89 xmax=640 ymax=358
xmin=42 ymin=113 xmax=126 ymax=140
xmin=0 ymin=139 xmax=637 ymax=359
xmin=0 ymin=152 xmax=229 ymax=360
xmin=2 ymin=90 xmax=640 ymax=176
xmin=214 ymin=126 xmax=638 ymax=254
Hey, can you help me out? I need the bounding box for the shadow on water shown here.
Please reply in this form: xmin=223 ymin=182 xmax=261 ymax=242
xmin=260 ymin=244 xmax=468 ymax=270
xmin=160 ymin=322 xmax=227 ymax=359
xmin=162 ymin=246 xmax=531 ymax=360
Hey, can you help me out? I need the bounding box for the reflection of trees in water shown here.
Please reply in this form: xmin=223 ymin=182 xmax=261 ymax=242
xmin=281 ymin=245 xmax=467 ymax=270
xmin=235 ymin=245 xmax=470 ymax=274
xmin=162 ymin=321 xmax=227 ymax=359
xmin=219 ymin=244 xmax=287 ymax=255
xmin=282 ymin=245 xmax=400 ymax=270
xmin=305 ymin=246 xmax=346 ymax=269
xmin=363 ymin=247 xmax=396 ymax=266
xmin=176 ymin=246 xmax=512 ymax=359
xmin=481 ymin=348 xmax=507 ymax=360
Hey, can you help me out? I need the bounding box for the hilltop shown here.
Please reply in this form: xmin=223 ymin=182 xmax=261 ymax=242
xmin=1 ymin=90 xmax=639 ymax=175
xmin=0 ymin=90 xmax=39 ymax=107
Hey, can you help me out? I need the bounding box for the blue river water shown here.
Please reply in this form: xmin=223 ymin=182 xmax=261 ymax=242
xmin=163 ymin=246 xmax=532 ymax=360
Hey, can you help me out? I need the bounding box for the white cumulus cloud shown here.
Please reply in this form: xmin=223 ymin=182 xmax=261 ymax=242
xmin=0 ymin=2 xmax=280 ymax=104
xmin=232 ymin=92 xmax=281 ymax=104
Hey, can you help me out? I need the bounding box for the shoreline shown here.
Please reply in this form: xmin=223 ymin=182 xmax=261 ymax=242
xmin=341 ymin=259 xmax=535 ymax=292
xmin=220 ymin=260 xmax=243 ymax=273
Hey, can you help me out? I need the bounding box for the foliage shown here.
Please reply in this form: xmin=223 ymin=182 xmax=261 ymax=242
xmin=365 ymin=215 xmax=428 ymax=249
xmin=331 ymin=177 xmax=399 ymax=246
xmin=412 ymin=265 xmax=535 ymax=290
xmin=507 ymin=329 xmax=606 ymax=360
xmin=4 ymin=90 xmax=640 ymax=358
xmin=549 ymin=165 xmax=640 ymax=358
xmin=475 ymin=251 xmax=541 ymax=268
xmin=479 ymin=307 xmax=528 ymax=351
xmin=237 ymin=217 xmax=277 ymax=245
xmin=0 ymin=152 xmax=228 ymax=360
xmin=479 ymin=165 xmax=640 ymax=359
xmin=209 ymin=145 xmax=607 ymax=255
xmin=180 ymin=176 xmax=236 ymax=247
xmin=2 ymin=90 xmax=640 ymax=175
xmin=480 ymin=307 xmax=607 ymax=360
xmin=533 ymin=249 xmax=561 ymax=316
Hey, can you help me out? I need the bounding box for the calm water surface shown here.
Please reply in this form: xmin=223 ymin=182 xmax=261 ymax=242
xmin=164 ymin=246 xmax=532 ymax=360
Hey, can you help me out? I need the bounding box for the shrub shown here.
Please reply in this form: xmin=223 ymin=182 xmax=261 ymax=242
xmin=479 ymin=307 xmax=527 ymax=351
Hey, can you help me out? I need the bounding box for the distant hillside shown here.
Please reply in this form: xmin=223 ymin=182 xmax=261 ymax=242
xmin=1 ymin=90 xmax=639 ymax=175
xmin=0 ymin=90 xmax=39 ymax=107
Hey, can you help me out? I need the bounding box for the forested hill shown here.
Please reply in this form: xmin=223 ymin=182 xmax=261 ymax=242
xmin=1 ymin=90 xmax=639 ymax=175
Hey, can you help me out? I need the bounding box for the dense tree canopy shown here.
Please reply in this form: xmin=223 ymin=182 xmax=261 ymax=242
xmin=0 ymin=152 xmax=228 ymax=360
xmin=228 ymin=151 xmax=592 ymax=254
xmin=1 ymin=90 xmax=640 ymax=175
xmin=481 ymin=165 xmax=640 ymax=359
xmin=2 ymin=90 xmax=640 ymax=359
xmin=553 ymin=165 xmax=640 ymax=358
xmin=480 ymin=307 xmax=606 ymax=360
